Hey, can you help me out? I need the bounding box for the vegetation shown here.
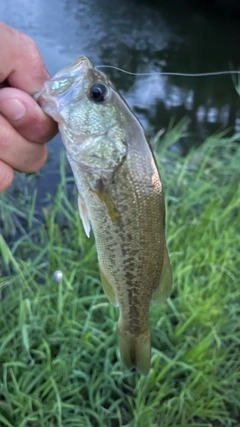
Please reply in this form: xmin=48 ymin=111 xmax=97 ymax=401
xmin=0 ymin=122 xmax=240 ymax=426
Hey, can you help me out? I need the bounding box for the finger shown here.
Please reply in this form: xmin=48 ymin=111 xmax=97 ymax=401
xmin=0 ymin=87 xmax=58 ymax=143
xmin=0 ymin=22 xmax=50 ymax=93
xmin=0 ymin=114 xmax=48 ymax=173
xmin=0 ymin=160 xmax=14 ymax=193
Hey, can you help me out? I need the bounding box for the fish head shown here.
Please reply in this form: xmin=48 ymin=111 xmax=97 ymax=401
xmin=35 ymin=56 xmax=128 ymax=172
xmin=35 ymin=56 xmax=94 ymax=120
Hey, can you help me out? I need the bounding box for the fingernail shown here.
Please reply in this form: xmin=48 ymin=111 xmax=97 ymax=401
xmin=0 ymin=98 xmax=26 ymax=120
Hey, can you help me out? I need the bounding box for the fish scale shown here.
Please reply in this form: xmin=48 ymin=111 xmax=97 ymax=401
xmin=36 ymin=55 xmax=172 ymax=374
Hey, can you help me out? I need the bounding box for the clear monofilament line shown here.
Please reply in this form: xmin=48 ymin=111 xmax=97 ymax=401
xmin=96 ymin=65 xmax=240 ymax=78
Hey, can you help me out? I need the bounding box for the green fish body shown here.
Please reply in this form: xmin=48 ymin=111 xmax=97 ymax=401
xmin=36 ymin=57 xmax=172 ymax=374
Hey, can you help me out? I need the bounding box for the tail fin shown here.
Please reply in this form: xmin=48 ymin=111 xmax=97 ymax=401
xmin=118 ymin=324 xmax=151 ymax=375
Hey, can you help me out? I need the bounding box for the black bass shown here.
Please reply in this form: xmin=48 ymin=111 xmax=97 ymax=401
xmin=36 ymin=56 xmax=172 ymax=374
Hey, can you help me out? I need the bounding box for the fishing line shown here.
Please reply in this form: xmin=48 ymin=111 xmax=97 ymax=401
xmin=96 ymin=65 xmax=240 ymax=78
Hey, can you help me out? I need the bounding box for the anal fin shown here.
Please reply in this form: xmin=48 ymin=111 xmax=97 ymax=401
xmin=99 ymin=266 xmax=118 ymax=307
xmin=152 ymin=245 xmax=172 ymax=304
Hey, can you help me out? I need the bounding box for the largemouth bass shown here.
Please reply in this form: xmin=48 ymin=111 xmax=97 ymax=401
xmin=36 ymin=56 xmax=172 ymax=374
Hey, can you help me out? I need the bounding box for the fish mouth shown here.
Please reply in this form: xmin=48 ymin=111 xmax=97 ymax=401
xmin=54 ymin=56 xmax=93 ymax=79
xmin=34 ymin=56 xmax=93 ymax=100
xmin=34 ymin=56 xmax=94 ymax=120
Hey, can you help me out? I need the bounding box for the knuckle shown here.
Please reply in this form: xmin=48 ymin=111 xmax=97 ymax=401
xmin=20 ymin=32 xmax=38 ymax=53
xmin=18 ymin=33 xmax=48 ymax=82
xmin=0 ymin=21 xmax=13 ymax=36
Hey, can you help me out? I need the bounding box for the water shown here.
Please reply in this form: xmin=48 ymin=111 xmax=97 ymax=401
xmin=1 ymin=0 xmax=240 ymax=198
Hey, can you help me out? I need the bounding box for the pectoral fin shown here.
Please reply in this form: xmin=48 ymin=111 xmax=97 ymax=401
xmin=152 ymin=246 xmax=172 ymax=304
xmin=91 ymin=179 xmax=120 ymax=223
xmin=78 ymin=194 xmax=91 ymax=238
xmin=99 ymin=266 xmax=118 ymax=307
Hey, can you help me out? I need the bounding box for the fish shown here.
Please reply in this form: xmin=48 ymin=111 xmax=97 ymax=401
xmin=35 ymin=56 xmax=172 ymax=374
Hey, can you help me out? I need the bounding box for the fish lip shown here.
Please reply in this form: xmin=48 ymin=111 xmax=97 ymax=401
xmin=54 ymin=56 xmax=93 ymax=78
xmin=34 ymin=56 xmax=93 ymax=104
xmin=33 ymin=89 xmax=44 ymax=103
xmin=34 ymin=84 xmax=59 ymax=119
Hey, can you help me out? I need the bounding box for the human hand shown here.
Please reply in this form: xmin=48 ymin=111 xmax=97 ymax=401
xmin=0 ymin=22 xmax=58 ymax=193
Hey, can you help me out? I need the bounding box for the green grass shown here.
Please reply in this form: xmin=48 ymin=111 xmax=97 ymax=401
xmin=0 ymin=123 xmax=240 ymax=427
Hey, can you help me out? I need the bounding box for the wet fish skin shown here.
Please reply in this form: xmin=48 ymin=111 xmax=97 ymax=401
xmin=36 ymin=56 xmax=172 ymax=374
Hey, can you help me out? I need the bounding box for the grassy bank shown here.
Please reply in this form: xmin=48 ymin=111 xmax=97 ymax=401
xmin=0 ymin=123 xmax=240 ymax=427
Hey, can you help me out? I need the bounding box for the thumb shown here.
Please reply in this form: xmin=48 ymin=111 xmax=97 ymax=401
xmin=0 ymin=87 xmax=58 ymax=143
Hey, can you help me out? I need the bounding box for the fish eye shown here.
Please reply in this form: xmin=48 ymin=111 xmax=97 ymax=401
xmin=89 ymin=83 xmax=108 ymax=103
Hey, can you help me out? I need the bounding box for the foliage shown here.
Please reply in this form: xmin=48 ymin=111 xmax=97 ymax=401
xmin=0 ymin=125 xmax=240 ymax=426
